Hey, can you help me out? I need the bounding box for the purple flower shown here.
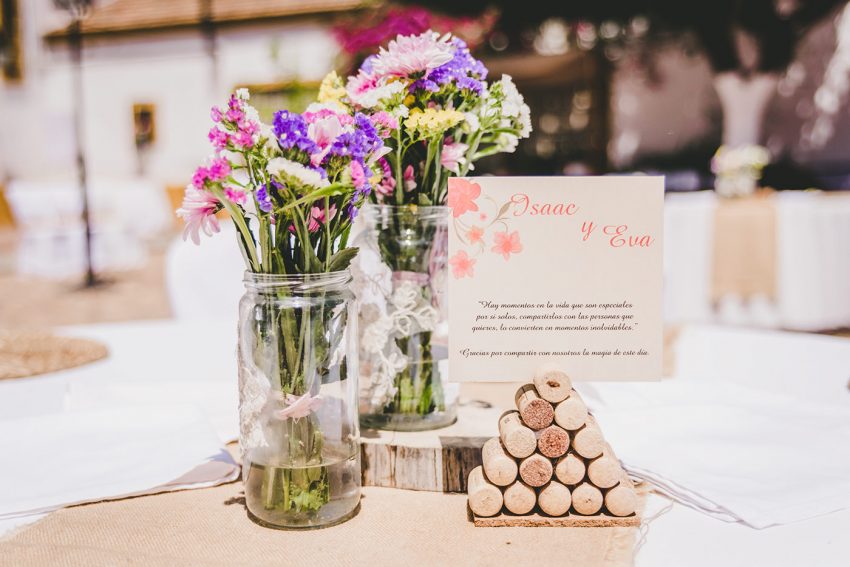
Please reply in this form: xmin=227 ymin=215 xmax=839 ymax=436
xmin=272 ymin=110 xmax=318 ymax=155
xmin=329 ymin=114 xmax=382 ymax=163
xmin=429 ymin=37 xmax=487 ymax=93
xmin=256 ymin=184 xmax=274 ymax=213
xmin=208 ymin=127 xmax=229 ymax=149
xmin=409 ymin=78 xmax=440 ymax=93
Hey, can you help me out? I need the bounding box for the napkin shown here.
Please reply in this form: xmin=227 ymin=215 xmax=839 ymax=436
xmin=579 ymin=381 xmax=850 ymax=529
xmin=0 ymin=405 xmax=239 ymax=520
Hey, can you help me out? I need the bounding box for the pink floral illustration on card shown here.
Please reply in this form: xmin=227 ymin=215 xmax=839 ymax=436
xmin=467 ymin=225 xmax=484 ymax=244
xmin=447 ymin=179 xmax=481 ymax=218
xmin=492 ymin=230 xmax=523 ymax=260
xmin=449 ymin=250 xmax=476 ymax=279
xmin=448 ymin=178 xmax=523 ymax=279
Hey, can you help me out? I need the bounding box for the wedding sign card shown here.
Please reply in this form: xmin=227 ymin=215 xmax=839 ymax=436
xmin=447 ymin=176 xmax=664 ymax=382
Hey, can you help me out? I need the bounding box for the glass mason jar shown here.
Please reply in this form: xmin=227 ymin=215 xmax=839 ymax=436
xmin=354 ymin=205 xmax=457 ymax=431
xmin=237 ymin=271 xmax=360 ymax=529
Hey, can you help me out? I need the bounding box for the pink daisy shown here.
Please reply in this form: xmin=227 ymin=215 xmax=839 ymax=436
xmin=177 ymin=186 xmax=221 ymax=245
xmin=371 ymin=31 xmax=454 ymax=78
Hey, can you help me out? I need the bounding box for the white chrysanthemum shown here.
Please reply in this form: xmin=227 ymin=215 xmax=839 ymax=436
xmin=267 ymin=157 xmax=327 ymax=188
xmin=500 ymin=75 xmax=524 ymax=118
xmin=371 ymin=31 xmax=454 ymax=77
xmin=349 ymin=79 xmax=405 ymax=109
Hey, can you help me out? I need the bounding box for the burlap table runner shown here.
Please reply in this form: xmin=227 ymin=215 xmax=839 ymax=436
xmin=711 ymin=192 xmax=777 ymax=302
xmin=0 ymin=481 xmax=639 ymax=566
xmin=0 ymin=330 xmax=108 ymax=381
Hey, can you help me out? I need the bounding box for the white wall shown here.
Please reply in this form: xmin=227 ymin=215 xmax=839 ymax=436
xmin=0 ymin=4 xmax=340 ymax=187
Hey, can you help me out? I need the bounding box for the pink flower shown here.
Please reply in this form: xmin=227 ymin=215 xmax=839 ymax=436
xmin=375 ymin=157 xmax=395 ymax=197
xmin=224 ymin=187 xmax=246 ymax=205
xmin=177 ymin=185 xmax=221 ymax=245
xmin=210 ymin=106 xmax=223 ymax=122
xmin=225 ymin=106 xmax=244 ymax=123
xmin=191 ymin=166 xmax=209 ymax=189
xmin=350 ymin=160 xmax=369 ymax=190
xmin=480 ymin=213 xmax=487 ymax=221
xmin=491 ymin=230 xmax=523 ymax=260
xmin=308 ymin=203 xmax=337 ymax=233
xmin=447 ymin=179 xmax=480 ymax=218
xmin=208 ymin=127 xmax=229 ymax=149
xmin=467 ymin=225 xmax=484 ymax=244
xmin=309 ymin=115 xmax=346 ymax=166
xmin=449 ymin=250 xmax=476 ymax=279
xmin=372 ymin=31 xmax=454 ymax=77
xmin=207 ymin=157 xmax=231 ymax=181
xmin=231 ymin=131 xmax=254 ymax=149
xmin=371 ymin=110 xmax=399 ymax=131
xmin=403 ymin=165 xmax=417 ymax=192
xmin=440 ymin=139 xmax=468 ymax=174
xmin=275 ymin=393 xmax=324 ymax=420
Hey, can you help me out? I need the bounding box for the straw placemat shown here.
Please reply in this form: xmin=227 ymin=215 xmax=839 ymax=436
xmin=0 ymin=330 xmax=108 ymax=380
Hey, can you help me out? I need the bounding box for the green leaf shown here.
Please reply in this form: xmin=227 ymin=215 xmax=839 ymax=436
xmin=418 ymin=193 xmax=433 ymax=206
xmin=278 ymin=183 xmax=348 ymax=212
xmin=327 ymin=247 xmax=359 ymax=272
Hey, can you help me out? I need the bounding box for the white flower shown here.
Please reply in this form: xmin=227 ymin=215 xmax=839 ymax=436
xmin=219 ymin=149 xmax=247 ymax=167
xmin=260 ymin=123 xmax=280 ymax=154
xmin=235 ymin=88 xmax=250 ymax=101
xmin=496 ymin=133 xmax=520 ymax=153
xmin=347 ymin=77 xmax=405 ymax=109
xmin=463 ymin=111 xmax=480 ymax=132
xmin=267 ymin=157 xmax=328 ymax=188
xmin=499 ymin=75 xmax=523 ymax=118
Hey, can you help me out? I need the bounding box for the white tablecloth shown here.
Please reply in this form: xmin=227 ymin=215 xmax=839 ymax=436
xmin=5 ymin=178 xmax=171 ymax=278
xmin=1 ymin=320 xmax=848 ymax=565
xmin=664 ymin=191 xmax=850 ymax=331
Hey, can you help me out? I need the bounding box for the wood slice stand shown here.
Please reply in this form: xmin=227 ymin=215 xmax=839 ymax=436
xmin=360 ymin=400 xmax=502 ymax=493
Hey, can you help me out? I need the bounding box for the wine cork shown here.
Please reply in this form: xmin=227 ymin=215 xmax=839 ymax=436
xmin=503 ymin=480 xmax=536 ymax=515
xmin=515 ymin=384 xmax=555 ymax=430
xmin=554 ymin=391 xmax=589 ymax=430
xmin=554 ymin=451 xmax=586 ymax=485
xmin=533 ymin=368 xmax=573 ymax=403
xmin=498 ymin=411 xmax=537 ymax=458
xmin=518 ymin=454 xmax=554 ymax=487
xmin=537 ymin=425 xmax=570 ymax=458
xmin=537 ymin=480 xmax=572 ymax=516
xmin=572 ymin=482 xmax=603 ymax=515
xmin=481 ymin=437 xmax=518 ymax=486
xmin=604 ymin=480 xmax=638 ymax=517
xmin=467 ymin=466 xmax=504 ymax=517
xmin=572 ymin=417 xmax=605 ymax=459
xmin=587 ymin=445 xmax=624 ymax=489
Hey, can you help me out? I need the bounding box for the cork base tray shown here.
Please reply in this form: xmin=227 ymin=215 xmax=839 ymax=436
xmin=473 ymin=510 xmax=640 ymax=528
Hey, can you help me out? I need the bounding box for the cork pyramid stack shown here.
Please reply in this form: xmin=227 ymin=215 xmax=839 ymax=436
xmin=467 ymin=369 xmax=640 ymax=526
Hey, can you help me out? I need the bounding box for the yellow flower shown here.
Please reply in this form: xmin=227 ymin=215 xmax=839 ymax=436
xmin=405 ymin=108 xmax=465 ymax=137
xmin=318 ymin=71 xmax=347 ymax=103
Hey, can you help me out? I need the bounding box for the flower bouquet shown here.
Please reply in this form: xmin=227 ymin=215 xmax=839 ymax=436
xmin=317 ymin=31 xmax=531 ymax=430
xmin=179 ymin=89 xmax=388 ymax=528
xmin=712 ymin=144 xmax=770 ymax=198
